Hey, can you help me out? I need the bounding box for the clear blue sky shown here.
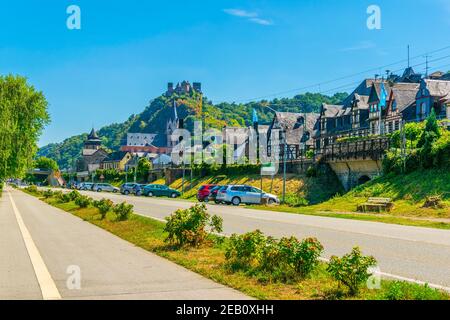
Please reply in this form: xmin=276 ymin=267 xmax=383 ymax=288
xmin=1 ymin=0 xmax=449 ymax=146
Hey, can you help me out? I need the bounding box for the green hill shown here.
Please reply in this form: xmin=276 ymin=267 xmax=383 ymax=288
xmin=38 ymin=91 xmax=347 ymax=169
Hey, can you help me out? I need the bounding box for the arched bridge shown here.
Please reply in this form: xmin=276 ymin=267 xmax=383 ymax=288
xmin=318 ymin=138 xmax=390 ymax=191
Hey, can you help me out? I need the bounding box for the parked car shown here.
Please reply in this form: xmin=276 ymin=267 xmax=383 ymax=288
xmin=143 ymin=184 xmax=181 ymax=198
xmin=92 ymin=183 xmax=119 ymax=193
xmin=197 ymin=184 xmax=217 ymax=202
xmin=120 ymin=183 xmax=144 ymax=195
xmin=78 ymin=182 xmax=94 ymax=191
xmin=216 ymin=185 xmax=279 ymax=206
xmin=206 ymin=185 xmax=226 ymax=204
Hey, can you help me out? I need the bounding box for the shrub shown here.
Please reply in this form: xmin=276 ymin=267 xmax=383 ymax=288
xmin=25 ymin=185 xmax=39 ymax=194
xmin=42 ymin=189 xmax=54 ymax=199
xmin=164 ymin=204 xmax=223 ymax=247
xmin=286 ymin=237 xmax=324 ymax=277
xmin=305 ymin=149 xmax=314 ymax=159
xmin=225 ymin=231 xmax=324 ymax=282
xmin=74 ymin=195 xmax=92 ymax=208
xmin=68 ymin=190 xmax=81 ymax=201
xmin=284 ymin=193 xmax=309 ymax=207
xmin=52 ymin=190 xmax=63 ymax=199
xmin=225 ymin=230 xmax=266 ymax=271
xmin=93 ymin=198 xmax=114 ymax=219
xmin=306 ymin=166 xmax=317 ymax=177
xmin=327 ymin=247 xmax=377 ymax=296
xmin=59 ymin=193 xmax=72 ymax=203
xmin=113 ymin=202 xmax=133 ymax=221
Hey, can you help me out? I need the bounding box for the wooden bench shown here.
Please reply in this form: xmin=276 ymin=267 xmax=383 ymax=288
xmin=358 ymin=197 xmax=393 ymax=213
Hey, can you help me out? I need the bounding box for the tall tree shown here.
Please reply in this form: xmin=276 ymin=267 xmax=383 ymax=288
xmin=0 ymin=75 xmax=50 ymax=184
xmin=34 ymin=156 xmax=59 ymax=171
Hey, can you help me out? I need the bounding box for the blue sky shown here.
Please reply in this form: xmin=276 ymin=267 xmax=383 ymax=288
xmin=1 ymin=0 xmax=450 ymax=146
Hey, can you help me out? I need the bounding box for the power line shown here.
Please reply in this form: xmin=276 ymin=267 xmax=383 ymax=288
xmin=235 ymin=44 xmax=450 ymax=103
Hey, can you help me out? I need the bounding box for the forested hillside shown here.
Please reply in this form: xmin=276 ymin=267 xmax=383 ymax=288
xmin=38 ymin=91 xmax=347 ymax=169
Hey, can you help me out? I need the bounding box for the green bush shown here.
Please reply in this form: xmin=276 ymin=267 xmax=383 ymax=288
xmin=284 ymin=193 xmax=309 ymax=207
xmin=67 ymin=190 xmax=81 ymax=201
xmin=327 ymin=247 xmax=377 ymax=296
xmin=74 ymin=195 xmax=92 ymax=208
xmin=225 ymin=231 xmax=323 ymax=282
xmin=93 ymin=198 xmax=114 ymax=219
xmin=383 ymin=281 xmax=447 ymax=300
xmin=306 ymin=166 xmax=317 ymax=177
xmin=42 ymin=189 xmax=54 ymax=199
xmin=59 ymin=193 xmax=72 ymax=203
xmin=164 ymin=204 xmax=223 ymax=247
xmin=225 ymin=230 xmax=267 ymax=271
xmin=113 ymin=202 xmax=133 ymax=221
xmin=286 ymin=237 xmax=324 ymax=277
xmin=25 ymin=185 xmax=39 ymax=194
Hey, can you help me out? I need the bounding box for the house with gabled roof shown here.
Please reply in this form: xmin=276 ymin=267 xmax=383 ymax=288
xmin=267 ymin=112 xmax=320 ymax=160
xmin=416 ymin=79 xmax=450 ymax=121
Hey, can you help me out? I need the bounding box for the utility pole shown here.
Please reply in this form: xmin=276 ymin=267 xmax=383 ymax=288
xmin=401 ymin=120 xmax=407 ymax=173
xmin=407 ymin=45 xmax=410 ymax=68
xmin=425 ymin=55 xmax=430 ymax=78
xmin=133 ymin=154 xmax=138 ymax=183
xmin=282 ymin=130 xmax=287 ymax=204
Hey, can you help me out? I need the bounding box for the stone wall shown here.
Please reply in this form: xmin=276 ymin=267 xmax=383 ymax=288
xmin=328 ymin=159 xmax=382 ymax=191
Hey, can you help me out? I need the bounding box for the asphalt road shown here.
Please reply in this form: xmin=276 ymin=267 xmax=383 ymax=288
xmin=76 ymin=189 xmax=450 ymax=290
xmin=0 ymin=187 xmax=249 ymax=300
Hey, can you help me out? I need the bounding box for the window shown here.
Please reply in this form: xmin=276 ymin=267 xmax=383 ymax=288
xmin=394 ymin=121 xmax=400 ymax=131
xmin=392 ymin=101 xmax=397 ymax=111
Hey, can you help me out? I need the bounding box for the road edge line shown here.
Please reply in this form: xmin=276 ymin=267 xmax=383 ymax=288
xmin=8 ymin=190 xmax=62 ymax=300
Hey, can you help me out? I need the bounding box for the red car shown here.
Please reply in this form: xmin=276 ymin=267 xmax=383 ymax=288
xmin=197 ymin=184 xmax=217 ymax=202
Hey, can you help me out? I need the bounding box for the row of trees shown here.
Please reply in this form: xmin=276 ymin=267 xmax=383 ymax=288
xmin=0 ymin=75 xmax=50 ymax=191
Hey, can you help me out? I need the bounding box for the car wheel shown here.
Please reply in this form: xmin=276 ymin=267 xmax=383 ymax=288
xmin=124 ymin=190 xmax=130 ymax=195
xmin=231 ymin=197 xmax=241 ymax=206
xmin=136 ymin=191 xmax=142 ymax=196
xmin=97 ymin=188 xmax=102 ymax=192
xmin=268 ymin=198 xmax=275 ymax=205
xmin=147 ymin=191 xmax=154 ymax=197
xmin=214 ymin=200 xmax=221 ymax=204
xmin=171 ymin=193 xmax=177 ymax=198
xmin=113 ymin=189 xmax=118 ymax=193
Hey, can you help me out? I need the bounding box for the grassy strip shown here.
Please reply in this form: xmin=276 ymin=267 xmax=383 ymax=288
xmin=248 ymin=205 xmax=450 ymax=230
xmin=27 ymin=190 xmax=449 ymax=300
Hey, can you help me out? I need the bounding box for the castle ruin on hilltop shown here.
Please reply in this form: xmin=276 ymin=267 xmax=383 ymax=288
xmin=165 ymin=80 xmax=202 ymax=97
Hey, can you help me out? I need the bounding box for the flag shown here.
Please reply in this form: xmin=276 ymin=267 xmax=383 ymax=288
xmin=252 ymin=108 xmax=258 ymax=124
xmin=379 ymin=83 xmax=387 ymax=110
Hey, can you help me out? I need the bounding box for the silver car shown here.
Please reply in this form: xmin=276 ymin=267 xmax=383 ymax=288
xmin=216 ymin=185 xmax=279 ymax=206
xmin=92 ymin=183 xmax=119 ymax=193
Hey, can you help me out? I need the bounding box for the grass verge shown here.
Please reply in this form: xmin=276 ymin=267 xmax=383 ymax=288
xmin=25 ymin=190 xmax=450 ymax=300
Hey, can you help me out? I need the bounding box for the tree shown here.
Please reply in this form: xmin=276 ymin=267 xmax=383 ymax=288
xmin=418 ymin=109 xmax=441 ymax=168
xmin=34 ymin=156 xmax=59 ymax=171
xmin=0 ymin=75 xmax=50 ymax=183
xmin=137 ymin=157 xmax=151 ymax=182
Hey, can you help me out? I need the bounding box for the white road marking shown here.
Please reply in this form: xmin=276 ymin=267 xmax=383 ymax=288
xmin=8 ymin=190 xmax=61 ymax=300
